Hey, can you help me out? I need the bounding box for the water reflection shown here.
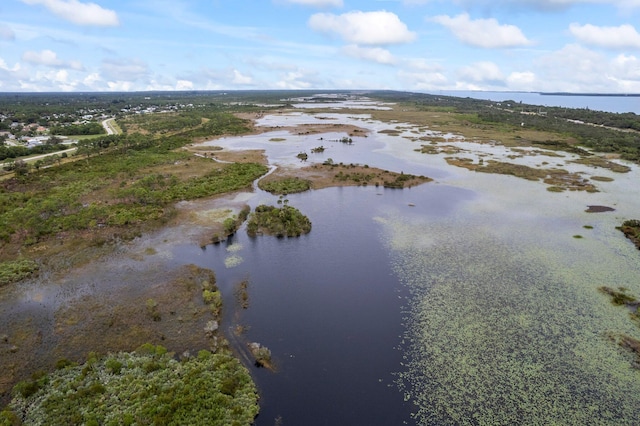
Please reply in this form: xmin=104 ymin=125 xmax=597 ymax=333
xmin=3 ymin=99 xmax=640 ymax=424
xmin=199 ymin=184 xmax=474 ymax=425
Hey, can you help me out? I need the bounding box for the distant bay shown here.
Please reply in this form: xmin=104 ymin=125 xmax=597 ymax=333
xmin=427 ymin=90 xmax=640 ymax=114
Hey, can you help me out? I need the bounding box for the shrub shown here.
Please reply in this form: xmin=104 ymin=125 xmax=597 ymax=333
xmin=8 ymin=350 xmax=259 ymax=425
xmin=246 ymin=204 xmax=311 ymax=237
xmin=258 ymin=177 xmax=311 ymax=195
xmin=0 ymin=259 xmax=39 ymax=286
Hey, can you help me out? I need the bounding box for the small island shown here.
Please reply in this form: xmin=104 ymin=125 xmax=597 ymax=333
xmin=247 ymin=204 xmax=312 ymax=238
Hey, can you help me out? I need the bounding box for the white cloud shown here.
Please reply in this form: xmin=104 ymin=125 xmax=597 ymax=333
xmin=431 ymin=13 xmax=530 ymax=48
xmin=403 ymin=58 xmax=444 ymax=72
xmin=22 ymin=49 xmax=84 ymax=70
xmin=232 ymin=70 xmax=254 ymax=85
xmin=424 ymin=0 xmax=640 ymax=11
xmin=0 ymin=58 xmax=21 ymax=72
xmin=275 ymin=70 xmax=316 ymax=89
xmin=0 ymin=25 xmax=15 ymax=41
xmin=174 ymin=80 xmax=192 ymax=90
xmin=309 ymin=11 xmax=416 ymax=45
xmin=23 ymin=49 xmax=63 ymax=66
xmin=278 ymin=0 xmax=343 ymax=6
xmin=611 ymin=54 xmax=640 ymax=80
xmin=569 ymin=23 xmax=640 ymax=49
xmin=457 ymin=61 xmax=505 ymax=85
xmin=342 ymin=45 xmax=396 ymax=64
xmin=107 ymin=81 xmax=134 ymax=91
xmin=398 ymin=70 xmax=448 ymax=90
xmin=535 ymin=44 xmax=613 ymax=91
xmin=506 ymin=71 xmax=537 ymax=90
xmin=20 ymin=0 xmax=120 ymax=27
xmin=83 ymin=72 xmax=101 ymax=87
xmin=101 ymin=58 xmax=149 ymax=81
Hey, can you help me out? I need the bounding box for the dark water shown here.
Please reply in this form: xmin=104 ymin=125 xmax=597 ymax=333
xmin=174 ymin=184 xmax=474 ymax=425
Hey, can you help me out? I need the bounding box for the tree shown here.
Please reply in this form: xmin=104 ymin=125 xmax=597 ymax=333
xmin=47 ymin=135 xmax=63 ymax=145
xmin=13 ymin=159 xmax=29 ymax=176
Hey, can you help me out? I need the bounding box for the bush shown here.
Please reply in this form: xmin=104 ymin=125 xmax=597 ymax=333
xmin=258 ymin=177 xmax=311 ymax=194
xmin=246 ymin=204 xmax=312 ymax=237
xmin=8 ymin=349 xmax=259 ymax=425
xmin=0 ymin=259 xmax=39 ymax=286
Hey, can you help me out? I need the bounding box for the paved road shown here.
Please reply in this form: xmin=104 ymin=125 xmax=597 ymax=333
xmin=0 ymin=147 xmax=77 ymax=169
xmin=102 ymin=118 xmax=119 ymax=135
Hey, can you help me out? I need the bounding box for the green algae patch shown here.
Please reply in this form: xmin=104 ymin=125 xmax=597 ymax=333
xmin=7 ymin=347 xmax=259 ymax=425
xmin=380 ymin=216 xmax=640 ymax=425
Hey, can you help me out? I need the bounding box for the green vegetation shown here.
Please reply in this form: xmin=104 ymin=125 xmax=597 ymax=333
xmin=246 ymin=204 xmax=312 ymax=237
xmin=248 ymin=342 xmax=273 ymax=369
xmin=618 ymin=219 xmax=640 ymax=250
xmin=145 ymin=298 xmax=161 ymax=321
xmin=5 ymin=345 xmax=258 ymax=425
xmin=599 ymin=286 xmax=637 ymax=306
xmin=0 ymin=135 xmax=266 ymax=258
xmin=445 ymin=157 xmax=598 ymax=192
xmin=382 ymin=171 xmax=422 ymax=189
xmin=50 ymin=122 xmax=105 ymax=136
xmin=598 ymin=286 xmax=640 ymax=367
xmin=0 ymin=259 xmax=39 ymax=286
xmin=122 ymin=110 xmax=253 ymax=139
xmin=258 ymin=177 xmax=311 ymax=194
xmin=1 ymin=143 xmax=69 ymax=163
xmin=372 ymin=90 xmax=640 ymax=164
xmin=213 ymin=206 xmax=251 ymax=244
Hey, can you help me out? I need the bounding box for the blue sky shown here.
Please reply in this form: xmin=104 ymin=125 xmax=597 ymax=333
xmin=1 ymin=0 xmax=640 ymax=92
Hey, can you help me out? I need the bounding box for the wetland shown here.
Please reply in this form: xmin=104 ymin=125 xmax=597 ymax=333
xmin=2 ymin=91 xmax=640 ymax=424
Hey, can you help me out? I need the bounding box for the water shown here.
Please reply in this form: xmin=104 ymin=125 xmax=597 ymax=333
xmin=200 ymin=104 xmax=640 ymax=424
xmin=428 ymin=90 xmax=640 ymax=114
xmin=198 ymin=185 xmax=473 ymax=425
xmin=3 ymin=96 xmax=640 ymax=424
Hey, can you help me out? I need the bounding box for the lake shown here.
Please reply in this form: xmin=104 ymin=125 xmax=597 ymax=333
xmin=3 ymin=95 xmax=640 ymax=424
xmin=199 ymin=102 xmax=640 ymax=425
xmin=428 ymin=90 xmax=640 ymax=114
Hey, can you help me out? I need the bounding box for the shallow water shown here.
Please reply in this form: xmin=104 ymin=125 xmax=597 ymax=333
xmin=204 ymin=106 xmax=640 ymax=424
xmin=3 ymin=99 xmax=640 ymax=424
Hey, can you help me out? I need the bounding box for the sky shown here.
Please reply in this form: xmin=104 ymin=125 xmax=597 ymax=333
xmin=1 ymin=0 xmax=640 ymax=93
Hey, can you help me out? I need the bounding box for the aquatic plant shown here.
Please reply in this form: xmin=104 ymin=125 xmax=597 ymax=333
xmin=235 ymin=280 xmax=250 ymax=309
xmin=248 ymin=342 xmax=273 ymax=369
xmin=599 ymin=286 xmax=637 ymax=306
xmin=203 ymin=289 xmax=223 ymax=315
xmin=618 ymin=220 xmax=640 ymax=250
xmin=145 ymin=298 xmax=161 ymax=321
xmin=224 ymin=254 xmax=244 ymax=268
xmin=382 ymin=216 xmax=640 ymax=425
